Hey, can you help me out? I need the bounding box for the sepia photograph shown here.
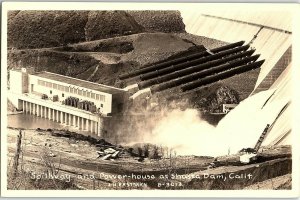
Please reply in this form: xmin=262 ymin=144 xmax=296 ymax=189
xmin=1 ymin=2 xmax=299 ymax=198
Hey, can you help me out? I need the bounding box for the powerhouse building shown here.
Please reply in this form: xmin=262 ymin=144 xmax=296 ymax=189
xmin=8 ymin=68 xmax=127 ymax=136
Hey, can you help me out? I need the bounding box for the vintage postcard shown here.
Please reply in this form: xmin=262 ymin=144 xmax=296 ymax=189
xmin=1 ymin=2 xmax=299 ymax=198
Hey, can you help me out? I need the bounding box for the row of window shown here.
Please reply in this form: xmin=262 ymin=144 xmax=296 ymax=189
xmin=38 ymin=79 xmax=106 ymax=102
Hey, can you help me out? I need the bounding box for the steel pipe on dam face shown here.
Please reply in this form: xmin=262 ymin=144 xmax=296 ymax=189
xmin=118 ymin=41 xmax=245 ymax=80
xmin=181 ymin=60 xmax=265 ymax=92
xmin=140 ymin=45 xmax=250 ymax=81
xmin=150 ymin=55 xmax=260 ymax=93
xmin=211 ymin=40 xmax=245 ymax=53
xmin=138 ymin=49 xmax=255 ymax=89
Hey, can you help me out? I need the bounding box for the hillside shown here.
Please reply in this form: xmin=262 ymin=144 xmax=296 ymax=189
xmin=8 ymin=10 xmax=185 ymax=49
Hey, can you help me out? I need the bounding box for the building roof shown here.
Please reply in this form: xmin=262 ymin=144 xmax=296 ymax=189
xmin=34 ymin=71 xmax=125 ymax=94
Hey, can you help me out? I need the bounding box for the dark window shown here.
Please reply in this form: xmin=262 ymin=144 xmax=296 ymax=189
xmin=101 ymin=104 xmax=103 ymax=108
xmin=62 ymin=93 xmax=64 ymax=97
xmin=118 ymin=103 xmax=123 ymax=112
xmin=50 ymin=90 xmax=52 ymax=94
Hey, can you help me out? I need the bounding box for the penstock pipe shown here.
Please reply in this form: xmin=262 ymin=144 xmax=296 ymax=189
xmin=140 ymin=45 xmax=250 ymax=81
xmin=181 ymin=60 xmax=265 ymax=92
xmin=138 ymin=49 xmax=255 ymax=89
xmin=150 ymin=55 xmax=260 ymax=93
xmin=119 ymin=41 xmax=245 ymax=80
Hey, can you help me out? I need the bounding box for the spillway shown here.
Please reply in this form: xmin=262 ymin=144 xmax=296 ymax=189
xmin=181 ymin=11 xmax=291 ymax=91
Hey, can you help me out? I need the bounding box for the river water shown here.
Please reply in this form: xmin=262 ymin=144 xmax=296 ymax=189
xmin=7 ymin=113 xmax=103 ymax=139
xmin=7 ymin=113 xmax=66 ymax=130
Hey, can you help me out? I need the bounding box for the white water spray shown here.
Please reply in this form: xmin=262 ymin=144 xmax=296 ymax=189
xmin=146 ymin=109 xmax=215 ymax=156
xmin=146 ymin=90 xmax=288 ymax=157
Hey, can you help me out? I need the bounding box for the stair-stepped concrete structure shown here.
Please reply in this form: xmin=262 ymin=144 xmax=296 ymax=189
xmin=252 ymin=46 xmax=291 ymax=95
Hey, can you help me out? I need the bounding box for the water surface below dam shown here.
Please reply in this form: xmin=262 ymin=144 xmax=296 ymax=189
xmin=7 ymin=113 xmax=98 ymax=138
xmin=8 ymin=113 xmax=66 ymax=130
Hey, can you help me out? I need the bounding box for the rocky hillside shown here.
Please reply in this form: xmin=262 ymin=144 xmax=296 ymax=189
xmin=189 ymin=85 xmax=240 ymax=113
xmin=8 ymin=10 xmax=185 ymax=49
